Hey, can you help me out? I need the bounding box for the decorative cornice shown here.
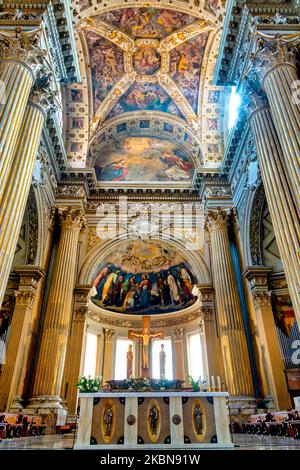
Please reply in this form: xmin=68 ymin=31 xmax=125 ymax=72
xmin=56 ymin=183 xmax=87 ymax=200
xmin=243 ymin=266 xmax=272 ymax=293
xmin=88 ymin=309 xmax=202 ymax=329
xmin=14 ymin=265 xmax=45 ymax=291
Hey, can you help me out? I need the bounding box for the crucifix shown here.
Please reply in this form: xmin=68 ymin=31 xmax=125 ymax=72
xmin=128 ymin=316 xmax=164 ymax=379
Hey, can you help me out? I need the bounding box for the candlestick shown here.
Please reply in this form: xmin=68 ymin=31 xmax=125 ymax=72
xmin=211 ymin=375 xmax=216 ymax=391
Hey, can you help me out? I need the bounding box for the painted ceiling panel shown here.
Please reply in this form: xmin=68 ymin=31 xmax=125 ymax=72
xmin=93 ymin=136 xmax=194 ymax=183
xmin=169 ymin=33 xmax=208 ymax=112
xmin=106 ymin=83 xmax=185 ymax=120
xmin=98 ymin=8 xmax=196 ymax=39
xmin=86 ymin=31 xmax=124 ymax=111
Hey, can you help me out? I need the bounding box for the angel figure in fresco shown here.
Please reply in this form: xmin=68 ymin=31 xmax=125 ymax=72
xmin=99 ymin=159 xmax=128 ymax=181
xmin=160 ymin=150 xmax=193 ymax=173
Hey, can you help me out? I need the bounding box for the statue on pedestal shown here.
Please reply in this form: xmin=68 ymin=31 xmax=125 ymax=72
xmin=126 ymin=344 xmax=133 ymax=378
xmin=159 ymin=344 xmax=166 ymax=379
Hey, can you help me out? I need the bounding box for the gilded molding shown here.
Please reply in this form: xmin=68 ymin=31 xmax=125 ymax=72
xmin=87 ymin=309 xmax=201 ymax=329
xmin=15 ymin=291 xmax=35 ymax=309
xmin=172 ymin=328 xmax=184 ymax=341
xmin=60 ymin=207 xmax=86 ymax=232
xmin=104 ymin=328 xmax=115 ymax=342
xmin=200 ymin=307 xmax=214 ymax=321
xmin=74 ymin=307 xmax=87 ymax=322
xmin=252 ymin=291 xmax=272 ymax=309
xmin=252 ymin=33 xmax=300 ymax=84
xmin=0 ymin=28 xmax=43 ymax=74
xmin=28 ymin=63 xmax=58 ymax=117
xmin=205 ymin=208 xmax=231 ymax=232
xmin=56 ymin=184 xmax=86 ymax=199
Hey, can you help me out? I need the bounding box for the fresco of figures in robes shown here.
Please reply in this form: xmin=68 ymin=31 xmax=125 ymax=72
xmin=91 ymin=241 xmax=197 ymax=314
xmin=93 ymin=136 xmax=194 ymax=183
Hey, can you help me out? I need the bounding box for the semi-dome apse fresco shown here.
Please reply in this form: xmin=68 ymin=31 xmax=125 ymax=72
xmin=91 ymin=240 xmax=198 ymax=314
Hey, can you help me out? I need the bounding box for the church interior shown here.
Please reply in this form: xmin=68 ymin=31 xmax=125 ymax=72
xmin=0 ymin=0 xmax=300 ymax=452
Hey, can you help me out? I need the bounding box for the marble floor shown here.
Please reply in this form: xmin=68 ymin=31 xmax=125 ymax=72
xmin=0 ymin=434 xmax=300 ymax=450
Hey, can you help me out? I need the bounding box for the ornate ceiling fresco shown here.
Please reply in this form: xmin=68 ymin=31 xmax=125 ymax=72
xmin=66 ymin=1 xmax=226 ymax=181
xmin=94 ymin=136 xmax=194 ymax=184
xmin=90 ymin=239 xmax=198 ymax=315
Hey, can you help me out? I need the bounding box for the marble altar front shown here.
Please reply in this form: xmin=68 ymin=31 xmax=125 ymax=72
xmin=75 ymin=391 xmax=233 ymax=449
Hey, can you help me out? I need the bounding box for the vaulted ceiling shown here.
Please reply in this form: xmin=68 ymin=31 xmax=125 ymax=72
xmin=66 ymin=1 xmax=226 ymax=186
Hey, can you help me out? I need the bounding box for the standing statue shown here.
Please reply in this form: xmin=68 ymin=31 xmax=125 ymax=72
xmin=103 ymin=404 xmax=113 ymax=437
xmin=159 ymin=344 xmax=166 ymax=379
xmin=194 ymin=403 xmax=204 ymax=435
xmin=126 ymin=343 xmax=133 ymax=378
xmin=149 ymin=405 xmax=159 ymax=435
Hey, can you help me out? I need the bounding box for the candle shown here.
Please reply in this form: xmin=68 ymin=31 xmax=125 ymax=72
xmin=217 ymin=376 xmax=221 ymax=390
xmin=211 ymin=375 xmax=216 ymax=390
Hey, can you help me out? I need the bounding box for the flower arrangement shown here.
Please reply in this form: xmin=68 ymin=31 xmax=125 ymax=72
xmin=187 ymin=376 xmax=208 ymax=392
xmin=76 ymin=376 xmax=103 ymax=393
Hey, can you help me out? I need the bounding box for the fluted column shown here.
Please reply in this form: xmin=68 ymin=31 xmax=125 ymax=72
xmin=171 ymin=328 xmax=185 ymax=382
xmin=248 ymin=101 xmax=300 ymax=321
xmin=253 ymin=34 xmax=300 ymax=205
xmin=0 ymin=29 xmax=44 ymax=192
xmin=102 ymin=329 xmax=115 ymax=383
xmin=0 ymin=67 xmax=56 ymax=308
xmin=244 ymin=267 xmax=292 ymax=410
xmin=29 ymin=208 xmax=85 ymax=408
xmin=206 ymin=209 xmax=254 ymax=396
xmin=0 ymin=266 xmax=44 ymax=411
xmin=61 ymin=285 xmax=91 ymax=415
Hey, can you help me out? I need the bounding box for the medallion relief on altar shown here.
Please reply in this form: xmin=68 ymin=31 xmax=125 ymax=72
xmin=91 ymin=398 xmax=125 ymax=445
xmin=138 ymin=397 xmax=170 ymax=445
xmin=146 ymin=399 xmax=161 ymax=443
xmin=182 ymin=397 xmax=216 ymax=444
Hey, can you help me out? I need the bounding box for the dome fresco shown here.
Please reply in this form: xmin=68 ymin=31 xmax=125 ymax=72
xmin=90 ymin=240 xmax=198 ymax=314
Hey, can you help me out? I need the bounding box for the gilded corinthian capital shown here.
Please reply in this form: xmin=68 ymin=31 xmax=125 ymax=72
xmin=0 ymin=28 xmax=45 ymax=71
xmin=242 ymin=74 xmax=269 ymax=116
xmin=28 ymin=60 xmax=58 ymax=116
xmin=60 ymin=207 xmax=86 ymax=232
xmin=205 ymin=208 xmax=231 ymax=232
xmin=251 ymin=33 xmax=300 ymax=82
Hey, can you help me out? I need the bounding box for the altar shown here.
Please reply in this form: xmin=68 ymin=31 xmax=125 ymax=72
xmin=75 ymin=391 xmax=233 ymax=449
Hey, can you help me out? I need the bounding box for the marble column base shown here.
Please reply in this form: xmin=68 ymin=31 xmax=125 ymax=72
xmin=26 ymin=396 xmax=66 ymax=411
xmin=228 ymin=396 xmax=275 ymax=418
